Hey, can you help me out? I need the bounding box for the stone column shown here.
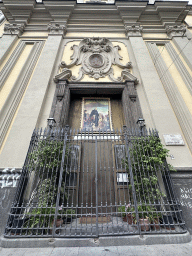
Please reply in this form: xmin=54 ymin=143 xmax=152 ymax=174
xmin=0 ymin=23 xmax=66 ymax=168
xmin=166 ymin=25 xmax=192 ymax=70
xmin=0 ymin=23 xmax=25 ymax=65
xmin=127 ymin=24 xmax=192 ymax=167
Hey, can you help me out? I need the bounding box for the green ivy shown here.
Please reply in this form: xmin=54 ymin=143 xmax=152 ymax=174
xmin=125 ymin=135 xmax=175 ymax=220
xmin=24 ymin=138 xmax=70 ymax=231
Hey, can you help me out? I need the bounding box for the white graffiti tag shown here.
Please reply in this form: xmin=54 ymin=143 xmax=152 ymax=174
xmin=0 ymin=168 xmax=21 ymax=188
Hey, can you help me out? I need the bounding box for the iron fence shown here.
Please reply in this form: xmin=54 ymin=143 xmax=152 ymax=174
xmin=5 ymin=127 xmax=186 ymax=237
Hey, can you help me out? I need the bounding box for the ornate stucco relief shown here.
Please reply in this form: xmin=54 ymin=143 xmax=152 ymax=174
xmin=54 ymin=38 xmax=138 ymax=84
xmin=4 ymin=23 xmax=25 ymax=36
xmin=47 ymin=22 xmax=67 ymax=36
xmin=166 ymin=25 xmax=186 ymax=38
xmin=125 ymin=24 xmax=143 ymax=38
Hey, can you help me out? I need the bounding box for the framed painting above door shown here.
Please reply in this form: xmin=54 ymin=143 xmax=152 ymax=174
xmin=81 ymin=98 xmax=113 ymax=131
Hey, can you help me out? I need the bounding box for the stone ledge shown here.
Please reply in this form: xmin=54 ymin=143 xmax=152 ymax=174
xmin=0 ymin=232 xmax=191 ymax=248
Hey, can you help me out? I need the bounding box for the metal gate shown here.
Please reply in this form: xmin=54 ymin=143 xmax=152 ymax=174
xmin=5 ymin=127 xmax=186 ymax=238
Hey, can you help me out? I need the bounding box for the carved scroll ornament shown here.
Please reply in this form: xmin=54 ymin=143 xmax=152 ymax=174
xmin=4 ymin=23 xmax=25 ymax=36
xmin=54 ymin=37 xmax=138 ymax=83
xmin=166 ymin=25 xmax=186 ymax=37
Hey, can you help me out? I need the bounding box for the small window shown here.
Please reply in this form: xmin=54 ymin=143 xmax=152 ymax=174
xmin=117 ymin=173 xmax=128 ymax=185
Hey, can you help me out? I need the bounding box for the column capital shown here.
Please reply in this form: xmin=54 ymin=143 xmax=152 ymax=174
xmin=166 ymin=25 xmax=186 ymax=38
xmin=4 ymin=23 xmax=25 ymax=36
xmin=47 ymin=22 xmax=67 ymax=37
xmin=125 ymin=24 xmax=143 ymax=38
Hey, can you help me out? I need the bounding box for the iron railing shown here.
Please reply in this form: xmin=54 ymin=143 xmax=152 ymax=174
xmin=5 ymin=127 xmax=186 ymax=237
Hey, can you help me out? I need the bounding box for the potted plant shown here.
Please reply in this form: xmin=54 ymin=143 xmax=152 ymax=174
xmin=15 ymin=138 xmax=70 ymax=235
xmin=118 ymin=204 xmax=135 ymax=224
xmin=63 ymin=208 xmax=76 ymax=223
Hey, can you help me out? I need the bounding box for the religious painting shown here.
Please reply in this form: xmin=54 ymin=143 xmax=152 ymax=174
xmin=81 ymin=98 xmax=112 ymax=131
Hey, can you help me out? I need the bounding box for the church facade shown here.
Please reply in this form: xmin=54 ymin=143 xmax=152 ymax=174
xmin=0 ymin=0 xmax=192 ymax=245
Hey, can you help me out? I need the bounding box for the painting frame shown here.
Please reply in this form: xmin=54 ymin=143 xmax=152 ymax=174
xmin=81 ymin=97 xmax=113 ymax=132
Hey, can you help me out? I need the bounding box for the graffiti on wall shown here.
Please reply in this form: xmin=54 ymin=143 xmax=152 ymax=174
xmin=0 ymin=168 xmax=22 ymax=188
xmin=180 ymin=187 xmax=192 ymax=209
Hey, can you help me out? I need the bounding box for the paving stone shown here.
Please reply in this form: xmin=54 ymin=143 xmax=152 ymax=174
xmin=23 ymin=248 xmax=53 ymax=256
xmin=104 ymin=247 xmax=119 ymax=255
xmin=0 ymin=248 xmax=26 ymax=256
xmin=50 ymin=247 xmax=67 ymax=256
xmin=78 ymin=247 xmax=107 ymax=256
xmin=64 ymin=247 xmax=80 ymax=256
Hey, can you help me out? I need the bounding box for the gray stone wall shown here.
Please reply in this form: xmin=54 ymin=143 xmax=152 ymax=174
xmin=172 ymin=171 xmax=192 ymax=234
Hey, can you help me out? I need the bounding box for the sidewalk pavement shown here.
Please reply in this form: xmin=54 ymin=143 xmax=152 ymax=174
xmin=0 ymin=240 xmax=192 ymax=256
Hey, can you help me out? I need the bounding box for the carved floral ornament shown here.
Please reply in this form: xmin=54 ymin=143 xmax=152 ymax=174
xmin=54 ymin=37 xmax=138 ymax=84
xmin=125 ymin=24 xmax=143 ymax=37
xmin=4 ymin=23 xmax=25 ymax=35
xmin=47 ymin=23 xmax=67 ymax=35
xmin=166 ymin=25 xmax=186 ymax=37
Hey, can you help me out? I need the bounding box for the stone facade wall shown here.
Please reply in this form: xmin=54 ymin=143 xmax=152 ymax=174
xmin=0 ymin=0 xmax=192 ymax=240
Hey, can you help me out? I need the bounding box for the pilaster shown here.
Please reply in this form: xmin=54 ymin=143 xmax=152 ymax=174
xmin=128 ymin=27 xmax=192 ymax=166
xmin=0 ymin=33 xmax=63 ymax=168
xmin=0 ymin=23 xmax=25 ymax=65
xmin=165 ymin=25 xmax=192 ymax=71
xmin=147 ymin=42 xmax=192 ymax=155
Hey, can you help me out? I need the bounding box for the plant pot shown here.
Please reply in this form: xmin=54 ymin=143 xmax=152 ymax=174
xmin=162 ymin=215 xmax=175 ymax=230
xmin=139 ymin=218 xmax=150 ymax=231
xmin=123 ymin=214 xmax=133 ymax=224
xmin=56 ymin=218 xmax=63 ymax=227
xmin=151 ymin=218 xmax=160 ymax=230
xmin=51 ymin=218 xmax=63 ymax=227
xmin=49 ymin=218 xmax=64 ymax=235
xmin=63 ymin=216 xmax=73 ymax=223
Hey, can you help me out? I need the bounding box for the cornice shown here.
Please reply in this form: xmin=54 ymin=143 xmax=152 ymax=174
xmin=0 ymin=1 xmax=190 ymax=34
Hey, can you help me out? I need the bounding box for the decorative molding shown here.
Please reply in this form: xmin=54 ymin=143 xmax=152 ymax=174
xmin=125 ymin=24 xmax=143 ymax=37
xmin=54 ymin=68 xmax=72 ymax=83
xmin=166 ymin=25 xmax=186 ymax=38
xmin=165 ymin=42 xmax=192 ymax=96
xmin=55 ymin=37 xmax=138 ymax=84
xmin=0 ymin=40 xmax=45 ymax=149
xmin=0 ymin=2 xmax=190 ymax=34
xmin=47 ymin=23 xmax=67 ymax=36
xmin=4 ymin=23 xmax=25 ymax=36
xmin=121 ymin=69 xmax=139 ymax=84
xmin=147 ymin=42 xmax=192 ymax=153
xmin=0 ymin=41 xmax=26 ymax=90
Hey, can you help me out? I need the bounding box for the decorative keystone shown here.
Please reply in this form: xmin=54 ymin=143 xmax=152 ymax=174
xmin=125 ymin=24 xmax=143 ymax=37
xmin=166 ymin=25 xmax=186 ymax=38
xmin=4 ymin=23 xmax=25 ymax=36
xmin=47 ymin=23 xmax=67 ymax=36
